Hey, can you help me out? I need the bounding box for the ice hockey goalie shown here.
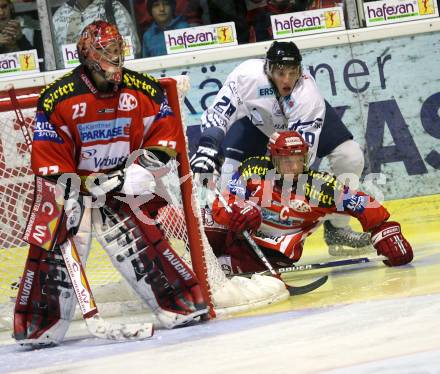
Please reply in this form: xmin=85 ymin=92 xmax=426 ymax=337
xmin=13 ymin=20 xmax=208 ymax=347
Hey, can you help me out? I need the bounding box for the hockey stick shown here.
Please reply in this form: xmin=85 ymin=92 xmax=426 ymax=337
xmin=7 ymin=85 xmax=154 ymax=341
xmin=236 ymin=255 xmax=387 ymax=278
xmin=214 ymin=188 xmax=327 ymax=296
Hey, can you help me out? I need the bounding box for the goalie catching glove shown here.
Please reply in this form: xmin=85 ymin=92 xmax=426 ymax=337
xmin=87 ymin=150 xmax=168 ymax=198
xmin=371 ymin=221 xmax=413 ymax=266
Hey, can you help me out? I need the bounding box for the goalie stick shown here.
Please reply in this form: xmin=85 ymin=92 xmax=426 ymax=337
xmin=215 ymin=188 xmax=327 ymax=296
xmin=7 ymin=85 xmax=154 ymax=341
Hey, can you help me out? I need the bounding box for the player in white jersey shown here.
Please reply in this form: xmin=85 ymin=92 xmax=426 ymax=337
xmin=190 ymin=41 xmax=370 ymax=255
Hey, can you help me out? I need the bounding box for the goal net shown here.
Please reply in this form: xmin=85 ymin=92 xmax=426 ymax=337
xmin=0 ymin=76 xmax=288 ymax=332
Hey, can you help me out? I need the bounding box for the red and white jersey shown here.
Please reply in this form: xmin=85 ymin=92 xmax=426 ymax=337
xmin=212 ymin=164 xmax=390 ymax=261
xmin=32 ymin=66 xmax=179 ymax=178
xmin=201 ymin=59 xmax=325 ymax=164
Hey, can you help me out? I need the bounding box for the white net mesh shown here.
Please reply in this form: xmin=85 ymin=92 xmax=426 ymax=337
xmin=0 ymin=107 xmax=34 ymax=330
xmin=0 ymin=77 xmax=219 ymax=330
xmin=155 ymin=160 xmax=230 ymax=294
xmin=0 ymin=76 xmax=288 ymax=333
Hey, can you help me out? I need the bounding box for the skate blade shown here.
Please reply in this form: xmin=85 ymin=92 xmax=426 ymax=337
xmin=328 ymin=245 xmax=375 ymax=257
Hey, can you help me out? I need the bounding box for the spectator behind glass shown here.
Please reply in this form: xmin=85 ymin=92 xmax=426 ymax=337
xmin=52 ymin=0 xmax=141 ymax=68
xmin=142 ymin=0 xmax=189 ymax=57
xmin=207 ymin=0 xmax=249 ymax=44
xmin=0 ymin=0 xmax=33 ymax=53
xmin=248 ymin=0 xmax=340 ymax=42
xmin=135 ymin=0 xmax=206 ymax=34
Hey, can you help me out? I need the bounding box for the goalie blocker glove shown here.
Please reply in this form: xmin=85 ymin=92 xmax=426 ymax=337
xmin=371 ymin=221 xmax=413 ymax=266
xmin=190 ymin=127 xmax=224 ymax=174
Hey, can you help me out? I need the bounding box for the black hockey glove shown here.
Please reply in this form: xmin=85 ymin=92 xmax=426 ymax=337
xmin=190 ymin=145 xmax=221 ymax=174
xmin=190 ymin=126 xmax=225 ymax=175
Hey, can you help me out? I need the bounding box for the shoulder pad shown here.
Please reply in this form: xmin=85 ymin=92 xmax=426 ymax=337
xmin=307 ymin=170 xmax=344 ymax=190
xmin=306 ymin=170 xmax=345 ymax=207
xmin=239 ymin=156 xmax=272 ymax=180
xmin=38 ymin=69 xmax=77 ymax=115
xmin=121 ymin=69 xmax=164 ymax=104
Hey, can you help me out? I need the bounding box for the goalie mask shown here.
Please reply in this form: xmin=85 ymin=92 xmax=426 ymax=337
xmin=268 ymin=131 xmax=309 ymax=177
xmin=77 ymin=20 xmax=125 ymax=85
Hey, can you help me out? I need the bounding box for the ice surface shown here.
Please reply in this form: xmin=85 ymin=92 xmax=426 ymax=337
xmin=2 ymin=292 xmax=440 ymax=374
xmin=2 ymin=194 xmax=439 ymax=373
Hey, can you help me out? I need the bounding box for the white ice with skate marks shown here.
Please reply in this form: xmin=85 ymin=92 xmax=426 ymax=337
xmin=1 ymin=238 xmax=440 ymax=373
xmin=2 ymin=291 xmax=440 ymax=372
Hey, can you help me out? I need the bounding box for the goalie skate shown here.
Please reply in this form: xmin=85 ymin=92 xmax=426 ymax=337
xmin=324 ymin=221 xmax=374 ymax=256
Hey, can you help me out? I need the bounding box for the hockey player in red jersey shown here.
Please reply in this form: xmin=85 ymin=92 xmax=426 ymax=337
xmin=14 ymin=20 xmax=207 ymax=347
xmin=208 ymin=131 xmax=413 ymax=274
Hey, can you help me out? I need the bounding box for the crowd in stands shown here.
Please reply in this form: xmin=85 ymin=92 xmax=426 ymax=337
xmin=2 ymin=0 xmax=438 ymax=71
xmin=0 ymin=0 xmax=41 ymax=55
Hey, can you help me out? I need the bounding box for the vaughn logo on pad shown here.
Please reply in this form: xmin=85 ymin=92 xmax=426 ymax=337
xmin=364 ymin=0 xmax=438 ymax=26
xmin=165 ymin=22 xmax=237 ymax=54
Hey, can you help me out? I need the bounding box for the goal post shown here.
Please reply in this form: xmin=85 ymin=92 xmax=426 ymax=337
xmin=155 ymin=77 xmax=214 ymax=316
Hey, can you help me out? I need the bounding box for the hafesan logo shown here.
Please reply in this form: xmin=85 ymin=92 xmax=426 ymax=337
xmin=118 ymin=93 xmax=138 ymax=111
xmin=418 ymin=0 xmax=435 ymax=14
xmin=165 ymin=22 xmax=238 ymax=54
xmin=270 ymin=7 xmax=346 ymax=38
xmin=19 ymin=53 xmax=36 ymax=70
xmin=364 ymin=0 xmax=438 ymax=26
xmin=325 ymin=10 xmax=342 ymax=28
xmin=216 ymin=25 xmax=234 ymax=43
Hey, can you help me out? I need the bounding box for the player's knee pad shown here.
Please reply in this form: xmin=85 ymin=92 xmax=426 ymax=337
xmin=327 ymin=140 xmax=365 ymax=187
xmin=13 ymin=245 xmax=77 ymax=347
xmin=92 ymin=202 xmax=208 ymax=329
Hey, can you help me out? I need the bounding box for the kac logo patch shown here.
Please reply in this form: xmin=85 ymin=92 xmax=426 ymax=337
xmin=289 ymin=199 xmax=312 ymax=213
xmin=118 ymin=93 xmax=138 ymax=111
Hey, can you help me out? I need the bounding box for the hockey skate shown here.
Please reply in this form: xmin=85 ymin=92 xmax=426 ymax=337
xmin=324 ymin=221 xmax=374 ymax=256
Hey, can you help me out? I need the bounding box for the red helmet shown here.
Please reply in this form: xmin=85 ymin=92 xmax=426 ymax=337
xmin=268 ymin=131 xmax=309 ymax=157
xmin=77 ymin=20 xmax=125 ymax=84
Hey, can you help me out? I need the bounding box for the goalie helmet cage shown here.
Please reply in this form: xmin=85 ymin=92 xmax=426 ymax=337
xmin=0 ymin=76 xmax=288 ymax=332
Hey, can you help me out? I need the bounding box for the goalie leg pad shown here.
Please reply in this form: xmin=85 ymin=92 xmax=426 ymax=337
xmin=13 ymin=245 xmax=77 ymax=347
xmin=92 ymin=203 xmax=208 ymax=329
xmin=23 ymin=176 xmax=86 ymax=251
xmin=14 ymin=207 xmax=92 ymax=347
